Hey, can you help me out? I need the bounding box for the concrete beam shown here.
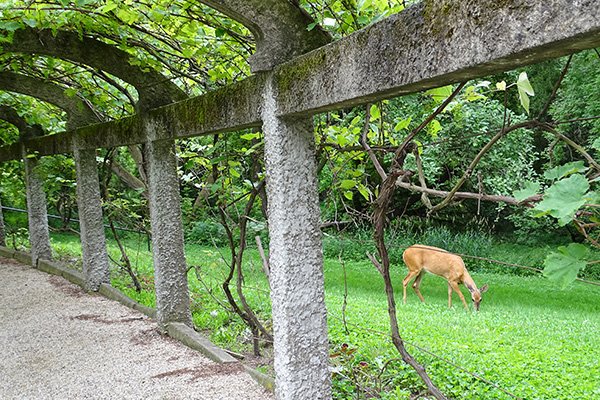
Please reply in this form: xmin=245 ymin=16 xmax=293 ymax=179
xmin=2 ymin=27 xmax=186 ymax=110
xmin=0 ymin=0 xmax=599 ymax=159
xmin=0 ymin=75 xmax=265 ymax=161
xmin=0 ymin=105 xmax=43 ymax=138
xmin=274 ymin=0 xmax=600 ymax=116
xmin=0 ymin=72 xmax=100 ymax=129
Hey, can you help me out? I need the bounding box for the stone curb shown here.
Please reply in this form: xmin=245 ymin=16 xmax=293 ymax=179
xmin=243 ymin=365 xmax=275 ymax=392
xmin=98 ymin=283 xmax=156 ymax=319
xmin=37 ymin=259 xmax=85 ymax=287
xmin=0 ymin=246 xmax=16 ymax=258
xmin=166 ymin=322 xmax=238 ymax=364
xmin=0 ymin=246 xmax=275 ymax=392
xmin=13 ymin=250 xmax=32 ymax=265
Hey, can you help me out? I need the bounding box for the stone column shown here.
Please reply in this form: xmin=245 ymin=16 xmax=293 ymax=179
xmin=262 ymin=77 xmax=331 ymax=400
xmin=73 ymin=146 xmax=110 ymax=291
xmin=23 ymin=148 xmax=52 ymax=263
xmin=144 ymin=118 xmax=192 ymax=330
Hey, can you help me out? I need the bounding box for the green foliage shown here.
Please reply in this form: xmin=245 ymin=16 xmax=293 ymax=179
xmin=512 ymin=181 xmax=540 ymax=202
xmin=551 ymin=51 xmax=600 ymax=142
xmin=300 ymin=0 xmax=406 ymax=37
xmin=186 ymin=220 xmax=228 ymax=246
xmin=543 ymin=160 xmax=588 ymax=181
xmin=543 ymin=243 xmax=590 ymax=287
xmin=533 ymin=173 xmax=590 ymax=226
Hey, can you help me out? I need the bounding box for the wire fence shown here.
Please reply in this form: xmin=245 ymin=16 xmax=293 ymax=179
xmin=1 ymin=205 xmax=146 ymax=235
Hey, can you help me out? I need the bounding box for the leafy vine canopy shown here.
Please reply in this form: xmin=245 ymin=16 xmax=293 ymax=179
xmin=0 ymin=0 xmax=411 ymax=137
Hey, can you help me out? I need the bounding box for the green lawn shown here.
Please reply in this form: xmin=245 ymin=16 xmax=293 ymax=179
xmin=48 ymin=232 xmax=600 ymax=399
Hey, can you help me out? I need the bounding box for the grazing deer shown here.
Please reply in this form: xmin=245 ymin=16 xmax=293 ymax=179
xmin=402 ymin=245 xmax=488 ymax=311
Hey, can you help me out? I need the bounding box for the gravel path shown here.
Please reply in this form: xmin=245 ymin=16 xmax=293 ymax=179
xmin=0 ymin=258 xmax=272 ymax=400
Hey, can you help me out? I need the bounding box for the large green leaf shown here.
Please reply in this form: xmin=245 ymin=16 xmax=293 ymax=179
xmin=426 ymin=85 xmax=453 ymax=103
xmin=393 ymin=117 xmax=411 ymax=132
xmin=543 ymin=161 xmax=588 ymax=181
xmin=513 ymin=181 xmax=540 ymax=202
xmin=543 ymin=243 xmax=590 ymax=287
xmin=369 ymin=104 xmax=381 ymax=121
xmin=534 ymin=174 xmax=589 ymax=226
xmin=339 ymin=179 xmax=357 ymax=189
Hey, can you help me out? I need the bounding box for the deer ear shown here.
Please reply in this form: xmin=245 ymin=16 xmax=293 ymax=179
xmin=479 ymin=284 xmax=489 ymax=293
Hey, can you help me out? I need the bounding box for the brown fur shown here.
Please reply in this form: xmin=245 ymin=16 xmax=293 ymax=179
xmin=402 ymin=245 xmax=488 ymax=311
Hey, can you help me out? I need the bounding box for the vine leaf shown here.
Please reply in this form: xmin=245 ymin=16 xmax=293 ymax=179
xmin=543 ymin=161 xmax=588 ymax=181
xmin=513 ymin=181 xmax=540 ymax=202
xmin=543 ymin=243 xmax=589 ymax=287
xmin=534 ymin=174 xmax=589 ymax=226
xmin=517 ymin=72 xmax=535 ymax=114
xmin=592 ymin=137 xmax=600 ymax=152
xmin=426 ymin=85 xmax=453 ymax=103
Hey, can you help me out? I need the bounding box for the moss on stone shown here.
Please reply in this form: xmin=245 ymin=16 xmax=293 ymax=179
xmin=276 ymin=49 xmax=327 ymax=95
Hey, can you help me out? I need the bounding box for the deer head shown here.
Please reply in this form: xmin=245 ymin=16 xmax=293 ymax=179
xmin=469 ymin=284 xmax=489 ymax=311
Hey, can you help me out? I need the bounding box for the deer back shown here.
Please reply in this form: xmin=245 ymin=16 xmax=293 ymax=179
xmin=403 ymin=245 xmax=467 ymax=282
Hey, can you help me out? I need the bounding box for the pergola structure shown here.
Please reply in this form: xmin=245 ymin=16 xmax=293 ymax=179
xmin=0 ymin=1 xmax=598 ymax=399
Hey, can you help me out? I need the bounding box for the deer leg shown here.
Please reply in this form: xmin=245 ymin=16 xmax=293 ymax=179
xmin=447 ymin=282 xmax=453 ymax=308
xmin=412 ymin=270 xmax=426 ymax=303
xmin=450 ymin=281 xmax=469 ymax=310
xmin=403 ymin=270 xmax=420 ymax=304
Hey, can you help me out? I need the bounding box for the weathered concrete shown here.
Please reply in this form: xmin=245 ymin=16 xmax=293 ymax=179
xmin=262 ymin=76 xmax=331 ymax=400
xmin=145 ymin=118 xmax=192 ymax=330
xmin=0 ymin=105 xmax=45 ymax=140
xmin=0 ymin=246 xmax=15 ymax=258
xmin=73 ymin=145 xmax=110 ymax=291
xmin=166 ymin=322 xmax=238 ymax=364
xmin=13 ymin=249 xmax=32 ymax=266
xmin=0 ymin=76 xmax=266 ymax=161
xmin=98 ymin=283 xmax=157 ymax=318
xmin=0 ymin=72 xmax=99 ymax=129
xmin=37 ymin=258 xmax=86 ymax=288
xmin=2 ymin=0 xmax=599 ymax=160
xmin=0 ymin=143 xmax=24 ymax=162
xmin=3 ymin=27 xmax=186 ymax=110
xmin=200 ymin=0 xmax=330 ymax=72
xmin=275 ymin=0 xmax=600 ymax=116
xmin=23 ymin=150 xmax=52 ymax=263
